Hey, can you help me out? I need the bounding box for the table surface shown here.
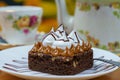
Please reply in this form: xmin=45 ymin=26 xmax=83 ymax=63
xmin=0 ymin=68 xmax=120 ymax=80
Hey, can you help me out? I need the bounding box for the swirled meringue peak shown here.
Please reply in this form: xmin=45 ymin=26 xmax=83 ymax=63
xmin=42 ymin=28 xmax=58 ymax=46
xmin=42 ymin=25 xmax=85 ymax=49
xmin=52 ymin=31 xmax=70 ymax=49
xmin=55 ymin=24 xmax=65 ymax=37
xmin=68 ymin=30 xmax=83 ymax=46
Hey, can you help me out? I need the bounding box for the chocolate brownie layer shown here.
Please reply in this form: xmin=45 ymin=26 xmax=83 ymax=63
xmin=28 ymin=49 xmax=93 ymax=75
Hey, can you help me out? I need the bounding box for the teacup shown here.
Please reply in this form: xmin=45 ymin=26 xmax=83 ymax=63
xmin=56 ymin=0 xmax=120 ymax=51
xmin=0 ymin=6 xmax=43 ymax=45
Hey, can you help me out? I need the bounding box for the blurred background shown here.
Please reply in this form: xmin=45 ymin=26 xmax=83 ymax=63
xmin=0 ymin=0 xmax=75 ymax=33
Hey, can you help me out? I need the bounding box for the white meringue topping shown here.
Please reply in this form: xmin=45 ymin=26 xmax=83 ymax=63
xmin=42 ymin=31 xmax=58 ymax=46
xmin=42 ymin=25 xmax=83 ymax=49
xmin=55 ymin=24 xmax=65 ymax=37
xmin=68 ymin=30 xmax=83 ymax=45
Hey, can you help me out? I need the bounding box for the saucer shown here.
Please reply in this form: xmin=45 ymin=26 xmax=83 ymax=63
xmin=0 ymin=32 xmax=45 ymax=50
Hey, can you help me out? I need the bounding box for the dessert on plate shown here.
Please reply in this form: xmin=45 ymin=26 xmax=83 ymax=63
xmin=28 ymin=24 xmax=93 ymax=75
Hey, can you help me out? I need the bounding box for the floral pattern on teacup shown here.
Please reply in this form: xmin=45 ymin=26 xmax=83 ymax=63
xmin=79 ymin=30 xmax=120 ymax=53
xmin=77 ymin=2 xmax=91 ymax=11
xmin=13 ymin=15 xmax=39 ymax=34
xmin=77 ymin=2 xmax=120 ymax=11
xmin=77 ymin=2 xmax=120 ymax=19
xmin=111 ymin=2 xmax=120 ymax=19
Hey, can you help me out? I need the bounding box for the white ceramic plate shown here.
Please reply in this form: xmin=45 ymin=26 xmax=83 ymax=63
xmin=0 ymin=45 xmax=120 ymax=80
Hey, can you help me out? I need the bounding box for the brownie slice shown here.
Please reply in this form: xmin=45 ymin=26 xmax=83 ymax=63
xmin=28 ymin=49 xmax=93 ymax=75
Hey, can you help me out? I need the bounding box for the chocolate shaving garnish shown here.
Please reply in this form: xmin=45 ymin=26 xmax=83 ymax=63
xmin=51 ymin=32 xmax=57 ymax=40
xmin=57 ymin=30 xmax=64 ymax=36
xmin=58 ymin=39 xmax=69 ymax=42
xmin=68 ymin=37 xmax=74 ymax=41
xmin=42 ymin=31 xmax=58 ymax=42
xmin=74 ymin=32 xmax=80 ymax=43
